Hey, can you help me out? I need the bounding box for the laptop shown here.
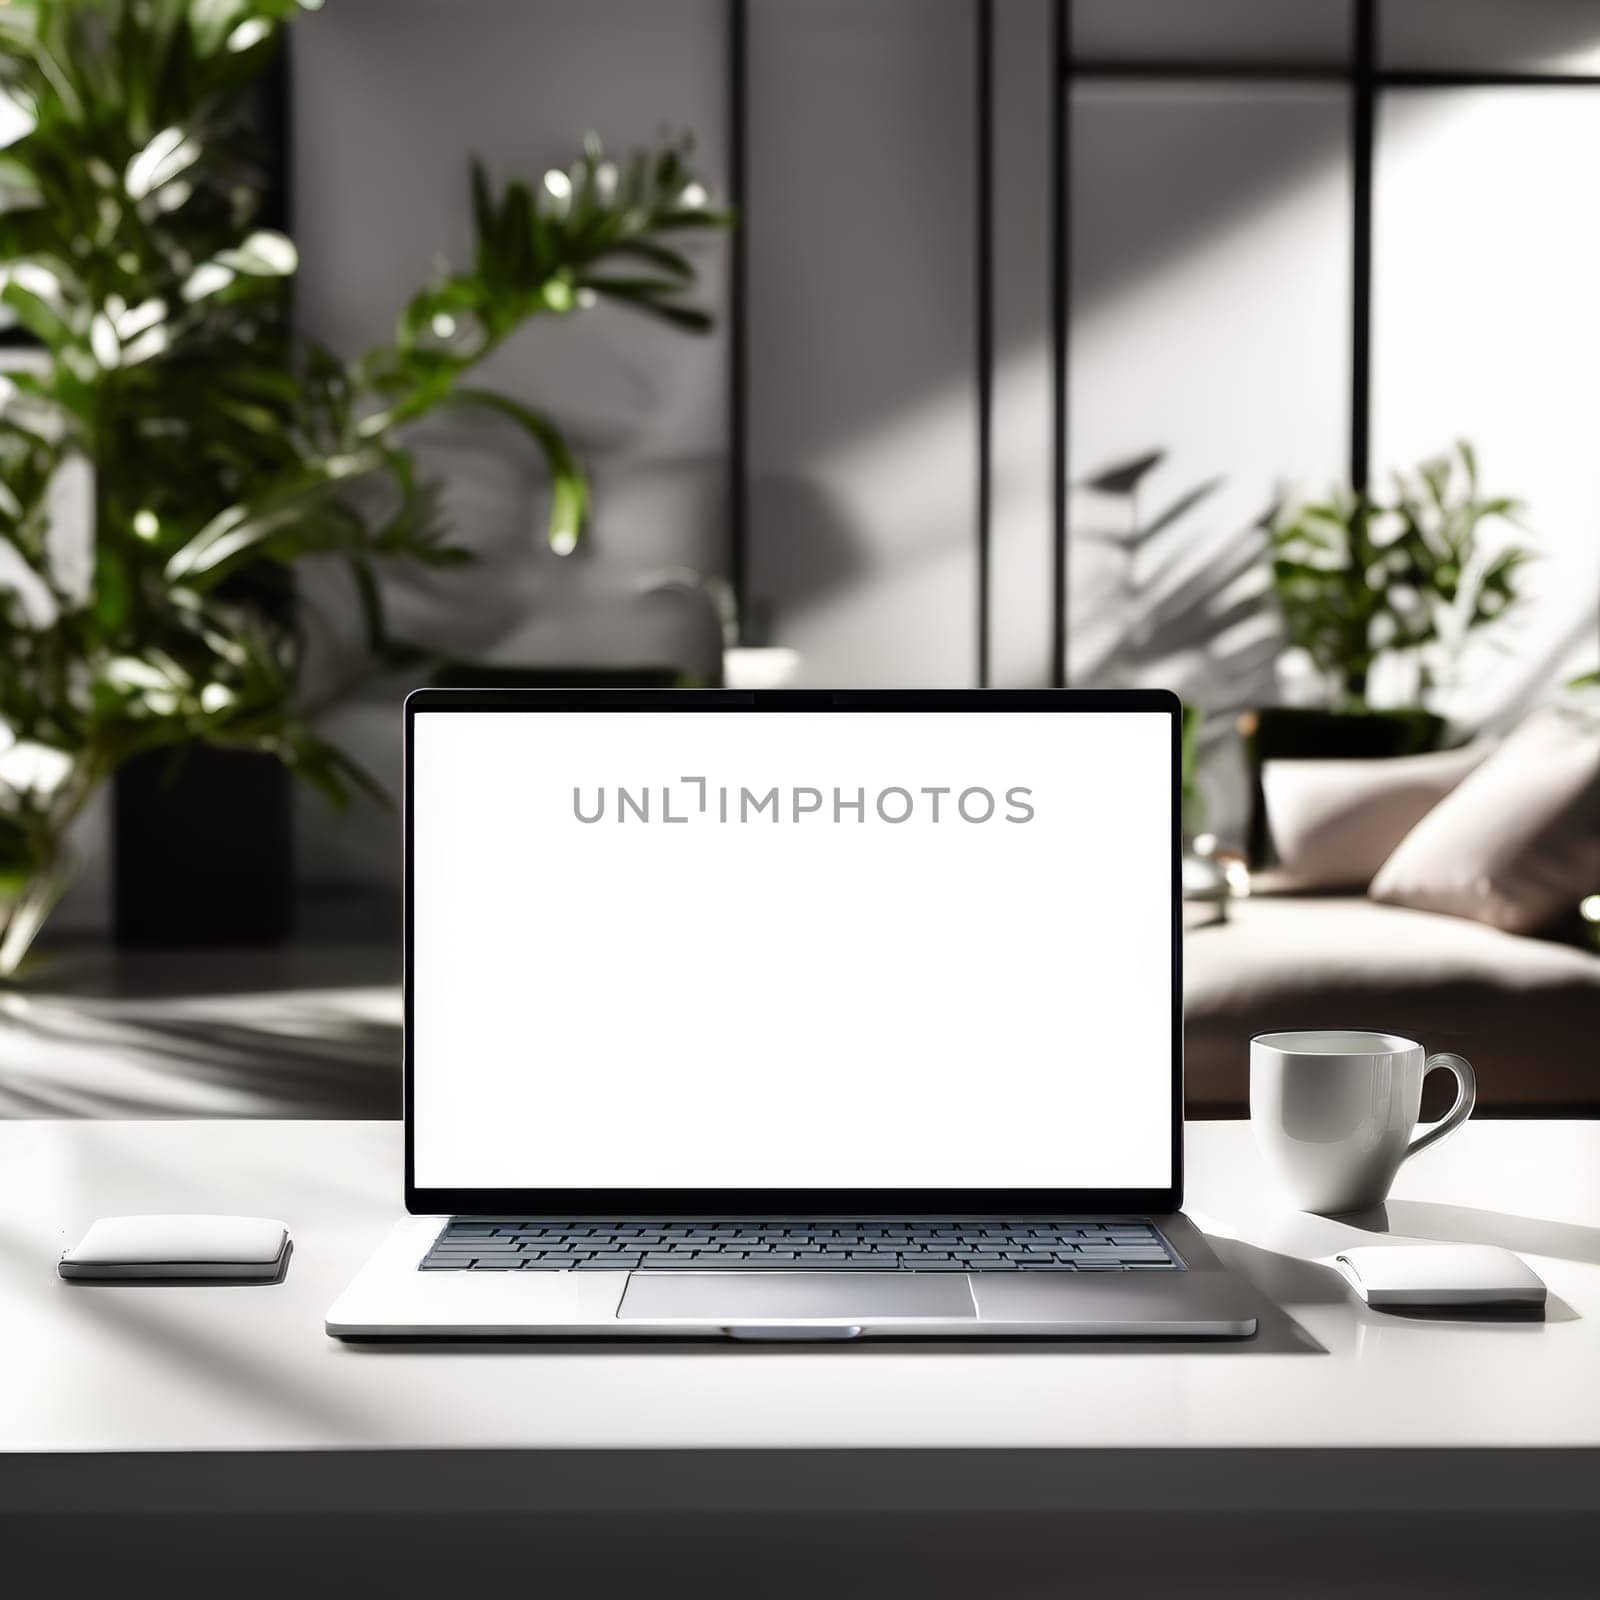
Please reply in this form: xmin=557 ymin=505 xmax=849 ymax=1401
xmin=327 ymin=687 xmax=1264 ymax=1340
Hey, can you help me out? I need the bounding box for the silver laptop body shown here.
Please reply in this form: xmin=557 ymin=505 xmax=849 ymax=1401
xmin=328 ymin=688 xmax=1263 ymax=1340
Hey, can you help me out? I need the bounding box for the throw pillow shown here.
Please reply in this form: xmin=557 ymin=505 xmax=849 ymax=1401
xmin=1261 ymin=742 xmax=1493 ymax=891
xmin=1369 ymin=710 xmax=1600 ymax=935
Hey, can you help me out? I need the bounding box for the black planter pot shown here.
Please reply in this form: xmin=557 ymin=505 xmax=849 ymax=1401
xmin=114 ymin=744 xmax=294 ymax=946
xmin=1240 ymin=705 xmax=1449 ymax=869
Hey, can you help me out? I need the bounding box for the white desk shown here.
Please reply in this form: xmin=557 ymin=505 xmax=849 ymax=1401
xmin=3 ymin=1119 xmax=1597 ymax=1593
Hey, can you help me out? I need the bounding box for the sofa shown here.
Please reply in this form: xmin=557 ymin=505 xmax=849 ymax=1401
xmin=1184 ymin=893 xmax=1600 ymax=1117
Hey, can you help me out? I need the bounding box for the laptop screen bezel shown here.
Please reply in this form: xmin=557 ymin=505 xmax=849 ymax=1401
xmin=404 ymin=687 xmax=1184 ymax=1216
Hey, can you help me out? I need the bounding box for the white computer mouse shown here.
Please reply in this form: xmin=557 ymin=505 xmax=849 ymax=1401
xmin=1330 ymin=1244 xmax=1546 ymax=1307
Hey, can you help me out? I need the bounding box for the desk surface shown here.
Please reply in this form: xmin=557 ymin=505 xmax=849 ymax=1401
xmin=2 ymin=1118 xmax=1597 ymax=1513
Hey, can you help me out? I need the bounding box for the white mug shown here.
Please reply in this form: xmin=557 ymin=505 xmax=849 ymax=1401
xmin=1250 ymin=1029 xmax=1476 ymax=1215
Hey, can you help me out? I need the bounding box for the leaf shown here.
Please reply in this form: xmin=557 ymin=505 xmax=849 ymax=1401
xmin=219 ymin=229 xmax=299 ymax=277
xmin=617 ymin=299 xmax=712 ymax=333
xmin=92 ymin=546 xmax=130 ymax=631
xmin=163 ymin=449 xmax=384 ymax=585
xmin=285 ymin=731 xmax=392 ymax=813
xmin=470 ymin=157 xmax=494 ymax=247
xmin=448 ymin=387 xmax=588 ymax=553
xmin=651 ymin=207 xmax=735 ymax=232
xmin=604 ymin=239 xmax=695 ymax=280
xmin=346 ymin=554 xmax=390 ymax=658
xmin=0 ymin=281 xmax=73 ymax=346
xmin=579 ymin=275 xmax=687 ymax=299
xmin=125 ymin=126 xmax=199 ymax=201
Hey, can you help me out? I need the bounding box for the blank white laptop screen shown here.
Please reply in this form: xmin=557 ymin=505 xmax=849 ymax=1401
xmin=411 ymin=709 xmax=1173 ymax=1191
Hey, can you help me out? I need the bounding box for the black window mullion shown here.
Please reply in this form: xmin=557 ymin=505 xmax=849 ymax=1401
xmin=1051 ymin=0 xmax=1069 ymax=687
xmin=976 ymin=0 xmax=994 ymax=687
xmin=1351 ymin=0 xmax=1376 ymax=495
xmin=728 ymin=0 xmax=749 ymax=646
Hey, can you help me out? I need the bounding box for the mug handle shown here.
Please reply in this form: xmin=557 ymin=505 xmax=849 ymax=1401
xmin=1405 ymin=1052 xmax=1477 ymax=1161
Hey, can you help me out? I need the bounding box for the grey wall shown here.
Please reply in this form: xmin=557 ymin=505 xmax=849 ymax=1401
xmin=744 ymin=0 xmax=979 ymax=686
xmin=989 ymin=0 xmax=1056 ymax=687
xmin=290 ymin=0 xmax=731 ymax=892
xmin=288 ymin=0 xmax=1600 ymax=897
xmin=289 ymin=0 xmax=1046 ymax=895
xmin=1067 ymin=84 xmax=1351 ymax=837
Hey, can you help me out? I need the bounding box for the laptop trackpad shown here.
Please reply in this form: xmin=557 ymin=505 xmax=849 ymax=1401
xmin=617 ymin=1272 xmax=976 ymax=1324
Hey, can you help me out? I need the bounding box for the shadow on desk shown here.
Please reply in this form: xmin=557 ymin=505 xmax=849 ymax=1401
xmin=0 ymin=936 xmax=402 ymax=1118
xmin=0 ymin=993 xmax=399 ymax=1118
xmin=1380 ymin=1200 xmax=1600 ymax=1269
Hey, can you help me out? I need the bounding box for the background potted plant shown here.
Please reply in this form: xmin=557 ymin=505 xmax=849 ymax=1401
xmin=1241 ymin=441 xmax=1533 ymax=864
xmin=0 ymin=0 xmax=729 ymax=970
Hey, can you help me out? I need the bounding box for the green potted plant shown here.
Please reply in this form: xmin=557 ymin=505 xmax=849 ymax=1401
xmin=1268 ymin=441 xmax=1530 ymax=710
xmin=1242 ymin=441 xmax=1533 ymax=864
xmin=0 ymin=0 xmax=729 ymax=969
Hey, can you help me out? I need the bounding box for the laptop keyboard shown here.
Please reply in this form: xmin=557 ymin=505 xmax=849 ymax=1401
xmin=420 ymin=1219 xmax=1181 ymax=1272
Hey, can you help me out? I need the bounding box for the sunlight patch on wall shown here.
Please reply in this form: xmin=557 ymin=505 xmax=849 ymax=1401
xmin=1373 ymin=89 xmax=1600 ymax=725
xmin=1068 ymin=84 xmax=1352 ymax=835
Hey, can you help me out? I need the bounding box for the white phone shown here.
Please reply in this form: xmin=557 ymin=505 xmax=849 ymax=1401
xmin=58 ymin=1215 xmax=290 ymax=1282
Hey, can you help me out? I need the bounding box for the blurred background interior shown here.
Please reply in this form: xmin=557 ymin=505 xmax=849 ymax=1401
xmin=0 ymin=0 xmax=1595 ymax=1121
